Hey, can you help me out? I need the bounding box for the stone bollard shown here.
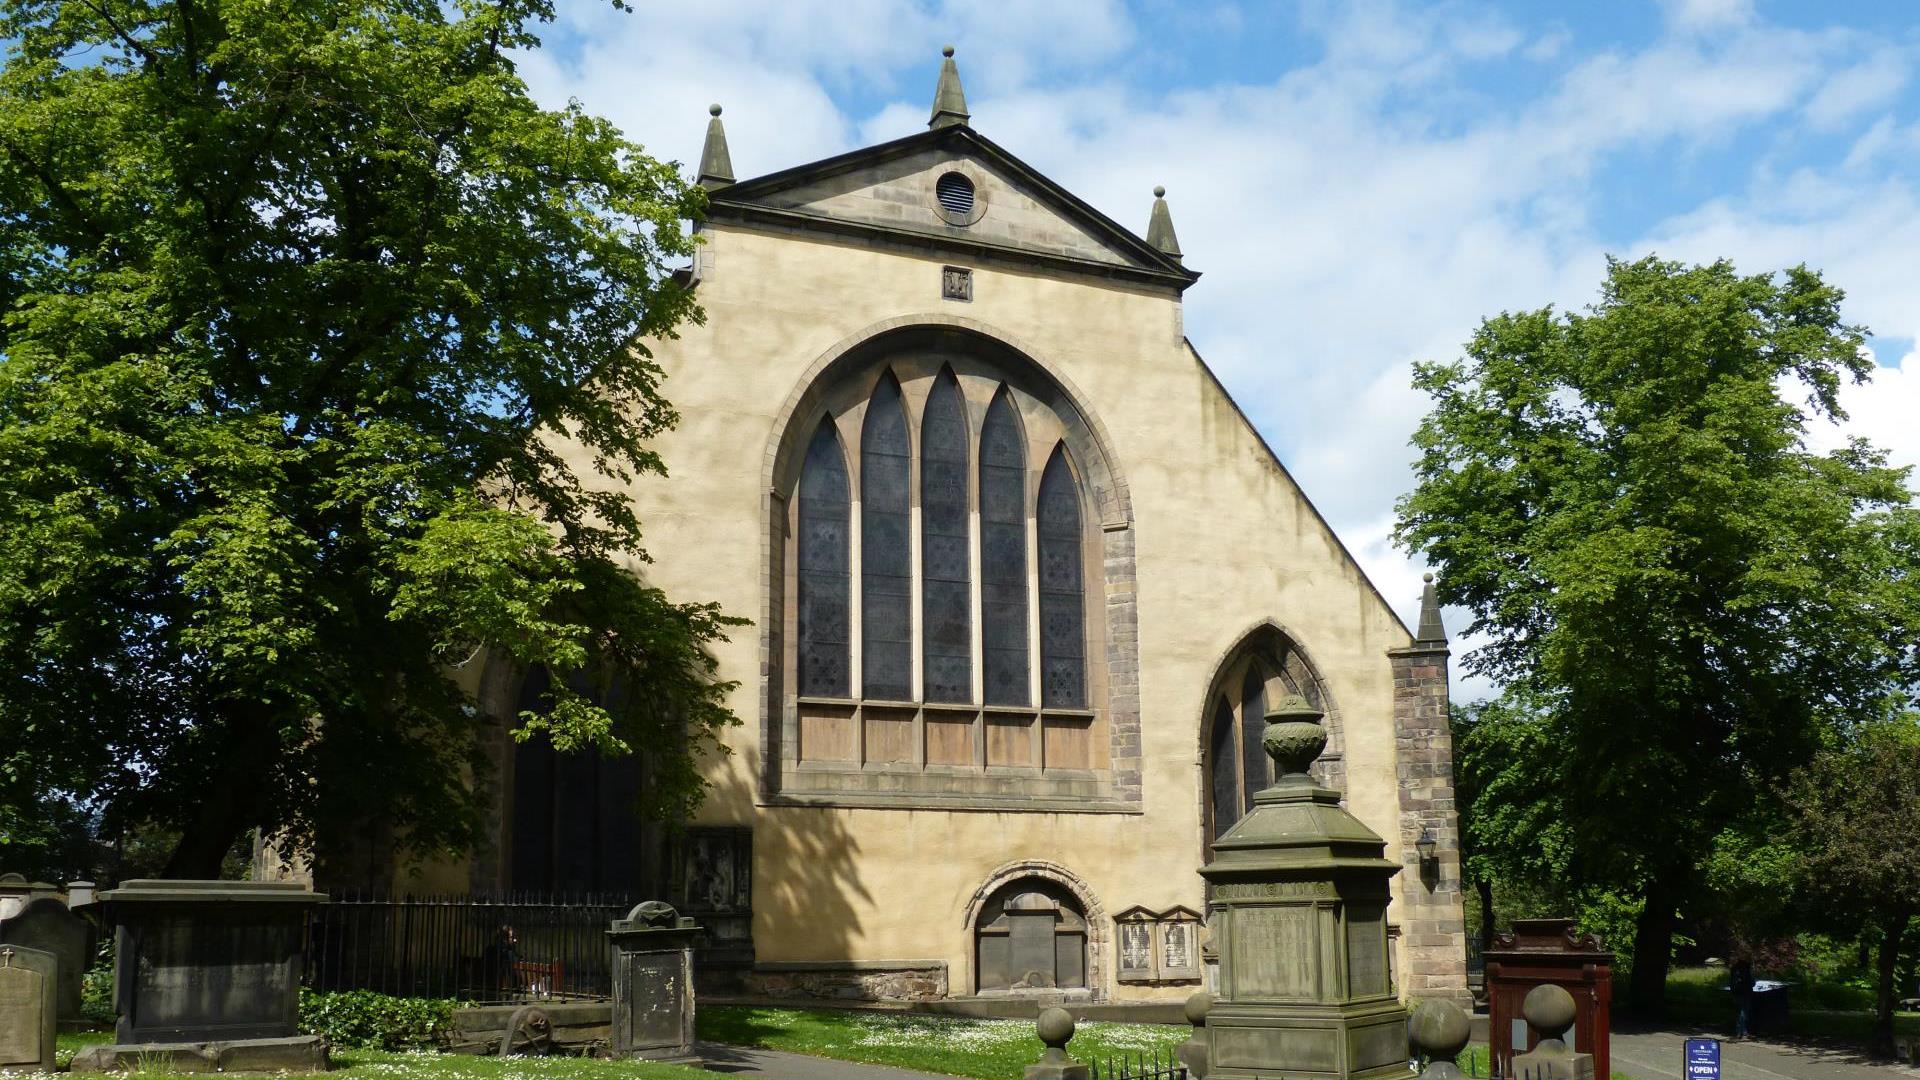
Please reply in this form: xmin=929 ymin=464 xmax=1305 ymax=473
xmin=1407 ymin=998 xmax=1471 ymax=1079
xmin=1509 ymin=984 xmax=1594 ymax=1080
xmin=1026 ymin=1007 xmax=1090 ymax=1080
xmin=1176 ymin=991 xmax=1212 ymax=1079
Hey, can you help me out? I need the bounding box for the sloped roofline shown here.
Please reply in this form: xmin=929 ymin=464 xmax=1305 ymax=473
xmin=1183 ymin=337 xmax=1419 ymax=645
xmin=708 ymin=124 xmax=1202 ymax=292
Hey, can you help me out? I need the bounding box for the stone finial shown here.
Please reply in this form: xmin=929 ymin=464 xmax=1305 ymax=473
xmin=929 ymin=45 xmax=971 ymax=129
xmin=1177 ymin=992 xmax=1212 ymax=1079
xmin=1146 ymin=185 xmax=1182 ymax=261
xmin=1262 ymin=693 xmax=1328 ymax=780
xmin=1408 ymin=998 xmax=1471 ymax=1078
xmin=1026 ymin=1007 xmax=1090 ymax=1080
xmin=1510 ymin=984 xmax=1594 ymax=1080
xmin=1416 ymin=571 xmax=1447 ymax=647
xmin=1523 ymin=984 xmax=1577 ymax=1044
xmin=698 ymin=103 xmax=734 ymax=189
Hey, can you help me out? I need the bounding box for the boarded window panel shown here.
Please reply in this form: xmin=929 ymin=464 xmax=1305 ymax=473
xmin=979 ymin=390 xmax=1029 ymax=706
xmin=1038 ymin=447 xmax=1086 ymax=709
xmin=797 ymin=420 xmax=851 ymax=698
xmin=921 ymin=372 xmax=972 ymax=703
xmin=862 ymin=376 xmax=912 ymax=701
xmin=1240 ymin=668 xmax=1269 ymax=803
xmin=1208 ymin=695 xmax=1239 ymax=842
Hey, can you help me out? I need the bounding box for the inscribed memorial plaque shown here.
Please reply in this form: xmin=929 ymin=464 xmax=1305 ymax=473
xmin=1230 ymin=906 xmax=1316 ymax=998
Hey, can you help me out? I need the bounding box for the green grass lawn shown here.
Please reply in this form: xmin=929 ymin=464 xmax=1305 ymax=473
xmin=697 ymin=1005 xmax=1189 ymax=1078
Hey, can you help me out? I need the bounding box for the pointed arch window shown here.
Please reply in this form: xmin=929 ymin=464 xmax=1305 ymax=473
xmin=980 ymin=390 xmax=1030 ymax=707
xmin=1207 ymin=695 xmax=1239 ymax=842
xmin=796 ymin=419 xmax=851 ymax=698
xmin=777 ymin=356 xmax=1121 ymax=803
xmin=1238 ymin=667 xmax=1269 ymax=811
xmin=1037 ymin=448 xmax=1086 ymax=709
xmin=861 ymin=376 xmax=912 ymax=701
xmin=921 ymin=371 xmax=972 ymax=703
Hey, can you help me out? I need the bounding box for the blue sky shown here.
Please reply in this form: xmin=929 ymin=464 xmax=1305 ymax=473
xmin=522 ymin=0 xmax=1920 ymax=695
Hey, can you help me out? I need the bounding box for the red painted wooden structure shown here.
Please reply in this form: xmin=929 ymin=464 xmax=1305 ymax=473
xmin=1486 ymin=918 xmax=1613 ymax=1080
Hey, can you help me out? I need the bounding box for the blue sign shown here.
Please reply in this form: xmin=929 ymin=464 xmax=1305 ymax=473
xmin=1684 ymin=1038 xmax=1721 ymax=1079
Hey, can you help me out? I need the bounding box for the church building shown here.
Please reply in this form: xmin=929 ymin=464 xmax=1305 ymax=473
xmin=429 ymin=48 xmax=1468 ymax=1007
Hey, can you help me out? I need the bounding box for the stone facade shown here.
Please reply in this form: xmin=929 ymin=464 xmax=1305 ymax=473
xmin=387 ymin=52 xmax=1468 ymax=1008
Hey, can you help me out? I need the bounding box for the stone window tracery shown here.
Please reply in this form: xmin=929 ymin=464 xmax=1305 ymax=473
xmin=767 ymin=328 xmax=1133 ymax=810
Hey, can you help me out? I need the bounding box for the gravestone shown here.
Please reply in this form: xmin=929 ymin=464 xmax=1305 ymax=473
xmin=69 ymin=879 xmax=329 ymax=1073
xmin=0 ymin=892 xmax=93 ymax=1023
xmin=0 ymin=944 xmax=57 ymax=1073
xmin=1197 ymin=694 xmax=1407 ymax=1079
xmin=607 ymin=901 xmax=701 ymax=1063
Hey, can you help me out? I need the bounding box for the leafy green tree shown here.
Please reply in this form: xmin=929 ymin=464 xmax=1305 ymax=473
xmin=1789 ymin=721 xmax=1920 ymax=1052
xmin=1398 ymin=255 xmax=1917 ymax=1012
xmin=0 ymin=0 xmax=740 ymax=879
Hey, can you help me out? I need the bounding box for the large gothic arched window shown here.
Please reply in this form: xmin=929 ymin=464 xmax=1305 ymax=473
xmin=1202 ymin=631 xmax=1345 ymax=847
xmin=772 ymin=333 xmax=1124 ymax=807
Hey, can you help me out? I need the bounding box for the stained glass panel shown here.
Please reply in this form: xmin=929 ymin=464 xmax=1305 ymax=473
xmin=979 ymin=389 xmax=1029 ymax=706
xmin=1208 ymin=695 xmax=1239 ymax=841
xmin=862 ymin=376 xmax=912 ymax=701
xmin=1240 ymin=667 xmax=1269 ymax=802
xmin=1038 ymin=447 xmax=1086 ymax=709
xmin=797 ymin=419 xmax=850 ymax=697
xmin=921 ymin=372 xmax=972 ymax=702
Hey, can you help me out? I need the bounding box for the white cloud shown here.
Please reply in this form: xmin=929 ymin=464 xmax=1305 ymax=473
xmin=1658 ymin=0 xmax=1756 ymax=33
xmin=1805 ymin=49 xmax=1911 ymax=131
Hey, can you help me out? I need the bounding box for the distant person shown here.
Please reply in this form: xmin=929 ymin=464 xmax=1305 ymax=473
xmin=481 ymin=923 xmax=521 ymax=996
xmin=1729 ymin=956 xmax=1755 ymax=1040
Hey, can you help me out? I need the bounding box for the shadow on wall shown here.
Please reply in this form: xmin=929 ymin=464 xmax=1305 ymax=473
xmin=703 ymin=763 xmax=878 ymax=999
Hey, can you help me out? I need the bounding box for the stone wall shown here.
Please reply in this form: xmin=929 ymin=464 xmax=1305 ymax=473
xmin=1390 ymin=644 xmax=1472 ymax=1007
xmin=742 ymin=960 xmax=948 ymax=1002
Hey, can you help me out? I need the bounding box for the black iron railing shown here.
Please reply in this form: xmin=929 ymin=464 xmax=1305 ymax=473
xmin=305 ymin=890 xmax=638 ymax=1003
xmin=1090 ymin=1048 xmax=1187 ymax=1079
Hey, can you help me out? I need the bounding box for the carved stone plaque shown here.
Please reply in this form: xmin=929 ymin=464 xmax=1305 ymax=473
xmin=1230 ymin=906 xmax=1316 ymax=998
xmin=941 ymin=265 xmax=972 ymax=302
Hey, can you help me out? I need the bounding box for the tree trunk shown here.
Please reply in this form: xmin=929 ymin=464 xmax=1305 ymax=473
xmin=1478 ymin=878 xmax=1496 ymax=954
xmin=1874 ymin=907 xmax=1910 ymax=1056
xmin=1629 ymin=875 xmax=1677 ymax=1017
xmin=162 ymin=704 xmax=281 ymax=878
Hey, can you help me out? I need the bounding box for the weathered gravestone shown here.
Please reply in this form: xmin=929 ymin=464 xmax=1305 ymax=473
xmin=0 ymin=889 xmax=93 ymax=1025
xmin=1197 ymin=694 xmax=1408 ymax=1079
xmin=69 ymin=879 xmax=329 ymax=1073
xmin=607 ymin=901 xmax=700 ymax=1063
xmin=0 ymin=944 xmax=58 ymax=1073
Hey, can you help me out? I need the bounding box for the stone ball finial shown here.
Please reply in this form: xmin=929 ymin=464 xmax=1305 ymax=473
xmin=1154 ymin=185 xmax=1167 ymax=198
xmin=709 ymin=103 xmax=723 ymax=117
xmin=1423 ymin=572 xmax=1434 ymax=583
xmin=1522 ymin=983 xmax=1578 ymax=1035
xmin=942 ymin=44 xmax=956 ymax=58
xmin=1407 ymin=998 xmax=1471 ymax=1062
xmin=1262 ymin=693 xmax=1328 ymax=778
xmin=1036 ymin=1007 xmax=1075 ymax=1050
xmin=1183 ymin=990 xmax=1212 ymax=1027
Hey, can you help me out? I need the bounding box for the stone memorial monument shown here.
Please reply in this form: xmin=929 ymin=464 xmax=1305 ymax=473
xmin=71 ymin=879 xmax=329 ymax=1073
xmin=1197 ymin=694 xmax=1408 ymax=1079
xmin=0 ymin=883 xmax=93 ymax=1024
xmin=0 ymin=944 xmax=58 ymax=1073
xmin=607 ymin=900 xmax=700 ymax=1063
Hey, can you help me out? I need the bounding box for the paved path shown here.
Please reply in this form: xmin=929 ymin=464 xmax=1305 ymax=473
xmin=694 ymin=1043 xmax=956 ymax=1080
xmin=1610 ymin=1028 xmax=1920 ymax=1080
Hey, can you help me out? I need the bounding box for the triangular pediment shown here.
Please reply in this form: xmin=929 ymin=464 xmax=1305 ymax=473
xmin=709 ymin=127 xmax=1198 ymax=290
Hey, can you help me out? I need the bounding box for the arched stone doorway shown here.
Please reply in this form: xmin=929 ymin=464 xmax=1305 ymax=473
xmin=963 ymin=861 xmax=1107 ymax=999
